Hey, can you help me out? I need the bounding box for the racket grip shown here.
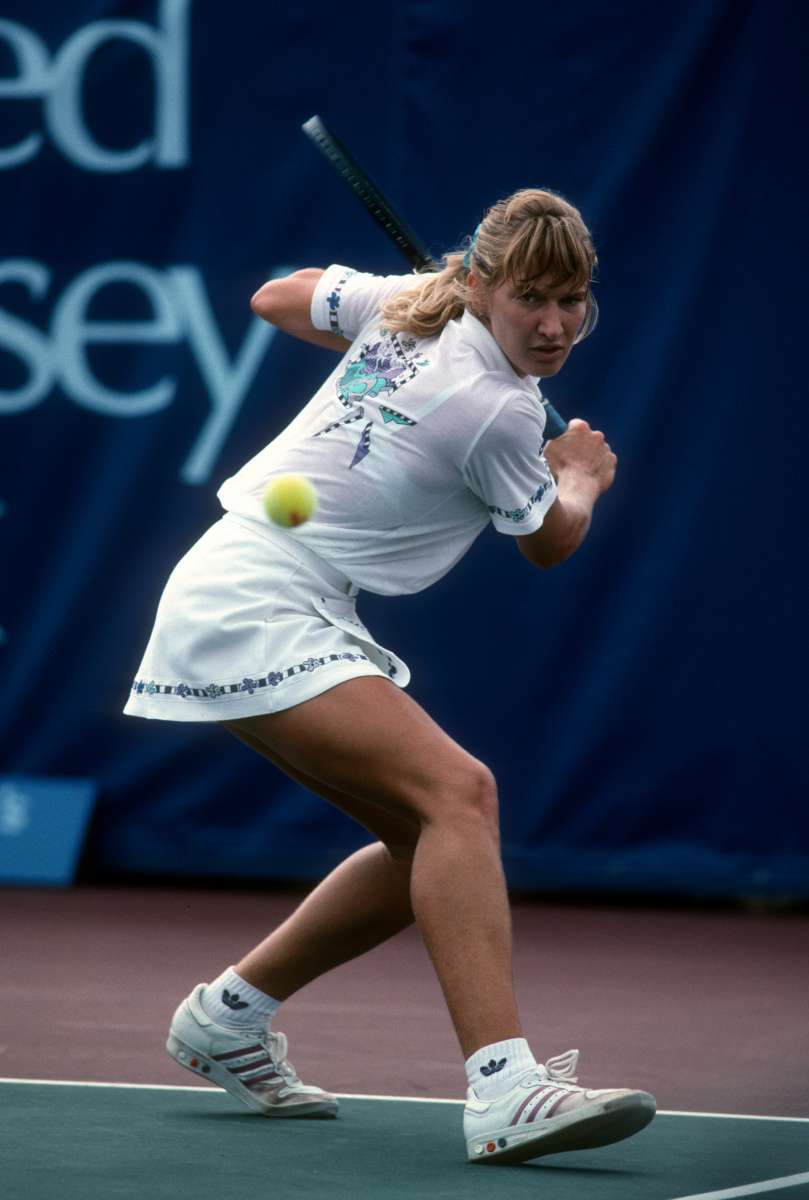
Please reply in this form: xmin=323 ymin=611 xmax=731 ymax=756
xmin=540 ymin=398 xmax=568 ymax=439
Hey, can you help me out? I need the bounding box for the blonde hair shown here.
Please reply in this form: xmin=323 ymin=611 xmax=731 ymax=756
xmin=380 ymin=188 xmax=598 ymax=340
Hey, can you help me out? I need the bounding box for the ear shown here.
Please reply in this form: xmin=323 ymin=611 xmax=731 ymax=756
xmin=466 ymin=271 xmax=485 ymax=307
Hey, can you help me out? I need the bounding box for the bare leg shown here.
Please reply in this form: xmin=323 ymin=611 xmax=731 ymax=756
xmin=222 ymin=676 xmax=522 ymax=1059
xmin=223 ymin=722 xmax=419 ymax=999
xmin=236 ymin=843 xmax=414 ymax=998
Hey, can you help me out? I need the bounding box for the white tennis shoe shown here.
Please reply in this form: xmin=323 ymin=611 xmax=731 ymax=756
xmin=464 ymin=1049 xmax=656 ymax=1164
xmin=167 ymin=983 xmax=339 ymax=1117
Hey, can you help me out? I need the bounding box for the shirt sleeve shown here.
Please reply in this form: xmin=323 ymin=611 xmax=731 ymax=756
xmin=311 ymin=265 xmax=415 ymax=341
xmin=461 ymin=392 xmax=557 ymax=536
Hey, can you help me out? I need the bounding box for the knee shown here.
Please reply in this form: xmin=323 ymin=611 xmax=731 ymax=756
xmin=464 ymin=758 xmax=500 ymax=832
xmin=429 ymin=756 xmax=500 ymax=838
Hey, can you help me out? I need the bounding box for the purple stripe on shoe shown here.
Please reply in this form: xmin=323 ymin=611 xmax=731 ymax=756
xmin=544 ymin=1091 xmax=570 ymax=1119
xmin=242 ymin=1070 xmax=282 ymax=1085
xmin=509 ymin=1087 xmax=551 ymax=1126
xmin=213 ymin=1045 xmax=264 ymax=1062
xmin=526 ymin=1088 xmax=565 ymax=1122
xmin=229 ymin=1057 xmax=272 ymax=1074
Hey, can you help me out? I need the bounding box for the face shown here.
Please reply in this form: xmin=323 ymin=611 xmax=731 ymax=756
xmin=470 ymin=271 xmax=588 ymax=378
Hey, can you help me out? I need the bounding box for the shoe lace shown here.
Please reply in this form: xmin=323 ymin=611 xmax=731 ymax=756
xmin=542 ymin=1049 xmax=579 ymax=1083
xmin=261 ymin=1030 xmax=301 ymax=1084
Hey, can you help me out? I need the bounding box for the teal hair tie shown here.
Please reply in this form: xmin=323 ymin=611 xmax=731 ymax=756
xmin=462 ymin=224 xmax=481 ymax=269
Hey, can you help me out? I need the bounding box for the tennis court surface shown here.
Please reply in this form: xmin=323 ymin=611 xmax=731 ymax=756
xmin=1 ymin=1080 xmax=807 ymax=1200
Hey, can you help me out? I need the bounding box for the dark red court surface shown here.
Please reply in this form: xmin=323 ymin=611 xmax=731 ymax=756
xmin=2 ymin=885 xmax=807 ymax=1117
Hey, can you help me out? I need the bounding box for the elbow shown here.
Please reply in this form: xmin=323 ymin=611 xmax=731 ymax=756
xmin=517 ymin=529 xmax=582 ymax=570
xmin=522 ymin=546 xmax=571 ymax=570
xmin=518 ymin=540 xmax=561 ymax=570
xmin=536 ymin=551 xmax=565 ymax=570
xmin=250 ymin=267 xmax=324 ymax=327
xmin=518 ymin=503 xmax=592 ymax=569
xmin=251 ymin=282 xmax=278 ymax=322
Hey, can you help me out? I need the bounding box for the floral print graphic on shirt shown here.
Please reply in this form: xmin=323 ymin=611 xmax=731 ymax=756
xmin=316 ymin=331 xmax=427 ymax=468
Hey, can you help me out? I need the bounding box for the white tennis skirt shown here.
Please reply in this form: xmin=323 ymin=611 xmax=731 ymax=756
xmin=123 ymin=513 xmax=410 ymax=722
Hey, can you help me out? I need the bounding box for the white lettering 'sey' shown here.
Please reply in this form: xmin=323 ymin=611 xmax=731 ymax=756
xmin=0 ymin=259 xmax=294 ymax=485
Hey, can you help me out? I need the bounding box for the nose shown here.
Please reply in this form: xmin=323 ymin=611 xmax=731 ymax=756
xmin=537 ymin=302 xmax=564 ymax=340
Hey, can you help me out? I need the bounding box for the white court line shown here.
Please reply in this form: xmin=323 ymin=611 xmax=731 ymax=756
xmin=1 ymin=1080 xmax=809 ymax=1122
xmin=0 ymin=1077 xmax=463 ymax=1102
xmin=662 ymin=1110 xmax=809 ymax=1126
xmin=0 ymin=1077 xmax=213 ymax=1093
xmin=666 ymin=1171 xmax=809 ymax=1199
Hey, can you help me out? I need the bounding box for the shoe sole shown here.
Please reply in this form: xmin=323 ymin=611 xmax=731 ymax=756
xmin=467 ymin=1091 xmax=656 ymax=1165
xmin=166 ymin=1031 xmax=339 ymax=1118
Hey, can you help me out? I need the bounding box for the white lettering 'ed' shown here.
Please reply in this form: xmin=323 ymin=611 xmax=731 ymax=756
xmin=0 ymin=0 xmax=191 ymax=172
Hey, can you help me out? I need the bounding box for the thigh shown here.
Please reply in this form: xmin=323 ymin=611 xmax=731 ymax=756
xmin=224 ymin=716 xmax=421 ymax=859
xmin=221 ymin=675 xmax=492 ymax=828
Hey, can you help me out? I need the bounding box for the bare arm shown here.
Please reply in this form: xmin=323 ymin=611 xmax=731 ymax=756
xmin=251 ymin=268 xmax=352 ymax=352
xmin=516 ymin=419 xmax=617 ymax=569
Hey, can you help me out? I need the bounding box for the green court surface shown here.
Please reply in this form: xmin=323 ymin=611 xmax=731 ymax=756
xmin=1 ymin=1080 xmax=807 ymax=1200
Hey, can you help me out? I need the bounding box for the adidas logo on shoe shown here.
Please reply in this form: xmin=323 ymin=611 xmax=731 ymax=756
xmin=222 ymin=989 xmax=249 ymax=1010
xmin=480 ymin=1058 xmax=507 ymax=1077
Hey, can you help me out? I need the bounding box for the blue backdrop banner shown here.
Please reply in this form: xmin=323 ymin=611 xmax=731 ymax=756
xmin=0 ymin=0 xmax=806 ymax=897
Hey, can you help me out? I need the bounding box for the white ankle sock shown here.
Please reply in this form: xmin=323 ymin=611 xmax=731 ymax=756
xmin=199 ymin=967 xmax=282 ymax=1030
xmin=465 ymin=1038 xmax=537 ymax=1101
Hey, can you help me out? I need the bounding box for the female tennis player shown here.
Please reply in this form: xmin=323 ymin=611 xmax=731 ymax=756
xmin=125 ymin=189 xmax=656 ymax=1164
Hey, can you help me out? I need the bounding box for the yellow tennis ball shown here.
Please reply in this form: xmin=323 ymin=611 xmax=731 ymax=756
xmin=263 ymin=474 xmax=318 ymax=528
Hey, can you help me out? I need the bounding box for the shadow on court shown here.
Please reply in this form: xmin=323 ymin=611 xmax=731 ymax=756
xmin=1 ymin=1081 xmax=807 ymax=1200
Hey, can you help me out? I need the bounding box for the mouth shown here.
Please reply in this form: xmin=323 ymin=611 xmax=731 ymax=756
xmin=532 ymin=345 xmax=563 ymax=360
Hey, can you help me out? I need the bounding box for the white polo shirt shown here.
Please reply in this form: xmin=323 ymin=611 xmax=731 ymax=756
xmin=217 ymin=265 xmax=557 ymax=596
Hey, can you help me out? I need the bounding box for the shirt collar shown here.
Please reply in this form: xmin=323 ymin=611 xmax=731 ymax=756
xmin=458 ymin=309 xmax=542 ymax=392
